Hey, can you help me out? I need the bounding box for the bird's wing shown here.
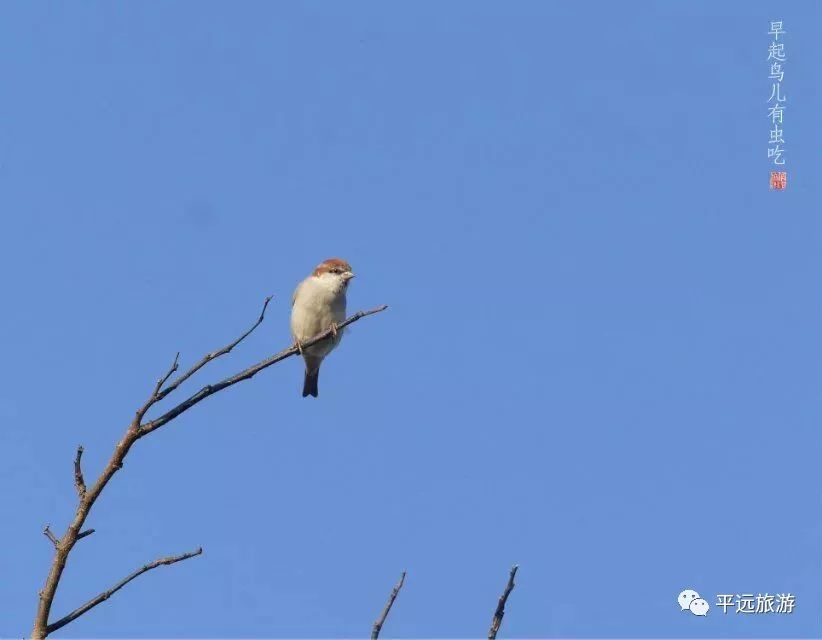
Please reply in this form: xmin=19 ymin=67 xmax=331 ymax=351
xmin=291 ymin=278 xmax=306 ymax=307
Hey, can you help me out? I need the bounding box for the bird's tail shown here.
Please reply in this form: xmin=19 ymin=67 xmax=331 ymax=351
xmin=302 ymin=367 xmax=319 ymax=398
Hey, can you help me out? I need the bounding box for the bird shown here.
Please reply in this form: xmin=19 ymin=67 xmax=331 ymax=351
xmin=290 ymin=258 xmax=355 ymax=397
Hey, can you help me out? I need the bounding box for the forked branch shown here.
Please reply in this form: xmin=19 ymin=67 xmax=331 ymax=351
xmin=31 ymin=298 xmax=388 ymax=639
xmin=156 ymin=295 xmax=273 ymax=402
xmin=140 ymin=304 xmax=388 ymax=435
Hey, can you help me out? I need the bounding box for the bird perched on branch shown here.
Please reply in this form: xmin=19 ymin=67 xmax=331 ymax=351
xmin=290 ymin=258 xmax=355 ymax=397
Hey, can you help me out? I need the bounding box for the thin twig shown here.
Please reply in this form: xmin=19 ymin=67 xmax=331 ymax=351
xmin=76 ymin=529 xmax=95 ymax=541
xmin=488 ymin=565 xmax=518 ymax=640
xmin=372 ymin=571 xmax=406 ymax=639
xmin=42 ymin=526 xmax=59 ymax=548
xmin=154 ymin=352 xmax=181 ymax=396
xmin=156 ymin=295 xmax=273 ymax=402
xmin=140 ymin=304 xmax=389 ymax=436
xmin=73 ymin=446 xmax=86 ymax=500
xmin=45 ymin=547 xmax=203 ymax=634
xmin=133 ymin=352 xmax=180 ymax=426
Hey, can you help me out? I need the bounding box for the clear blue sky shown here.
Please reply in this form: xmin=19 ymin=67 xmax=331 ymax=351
xmin=1 ymin=1 xmax=819 ymax=637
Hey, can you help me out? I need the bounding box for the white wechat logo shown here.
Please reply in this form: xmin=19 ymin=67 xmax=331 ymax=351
xmin=690 ymin=598 xmax=710 ymax=616
xmin=678 ymin=589 xmax=710 ymax=616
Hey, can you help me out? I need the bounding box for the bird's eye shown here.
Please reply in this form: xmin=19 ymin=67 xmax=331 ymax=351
xmin=331 ymin=267 xmax=341 ymax=274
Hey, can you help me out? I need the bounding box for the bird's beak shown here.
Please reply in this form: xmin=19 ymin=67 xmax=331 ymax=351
xmin=343 ymin=272 xmax=355 ymax=281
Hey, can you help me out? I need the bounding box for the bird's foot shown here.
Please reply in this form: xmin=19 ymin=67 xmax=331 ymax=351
xmin=329 ymin=323 xmax=339 ymax=339
xmin=295 ymin=339 xmax=304 ymax=355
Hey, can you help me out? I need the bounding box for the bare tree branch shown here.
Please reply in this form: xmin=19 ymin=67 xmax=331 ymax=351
xmin=31 ymin=299 xmax=388 ymax=639
xmin=156 ymin=295 xmax=273 ymax=402
xmin=45 ymin=547 xmax=203 ymax=634
xmin=488 ymin=565 xmax=518 ymax=640
xmin=153 ymin=351 xmax=181 ymax=396
xmin=42 ymin=526 xmax=59 ymax=548
xmin=371 ymin=571 xmax=406 ymax=639
xmin=73 ymin=446 xmax=86 ymax=500
xmin=140 ymin=304 xmax=389 ymax=436
xmin=133 ymin=351 xmax=180 ymax=427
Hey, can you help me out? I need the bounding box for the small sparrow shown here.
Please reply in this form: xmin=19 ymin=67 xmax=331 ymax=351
xmin=290 ymin=258 xmax=355 ymax=397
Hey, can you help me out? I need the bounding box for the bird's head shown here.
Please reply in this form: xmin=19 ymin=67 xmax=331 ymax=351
xmin=313 ymin=258 xmax=355 ymax=292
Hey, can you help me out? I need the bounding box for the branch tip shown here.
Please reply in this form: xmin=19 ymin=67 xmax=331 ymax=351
xmin=42 ymin=525 xmax=60 ymax=548
xmin=488 ymin=565 xmax=518 ymax=640
xmin=258 ymin=295 xmax=273 ymax=322
xmin=371 ymin=570 xmax=406 ymax=639
xmin=74 ymin=445 xmax=87 ymax=499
